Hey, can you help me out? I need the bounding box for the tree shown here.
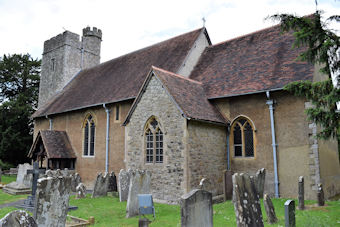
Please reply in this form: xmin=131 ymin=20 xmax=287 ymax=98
xmin=0 ymin=54 xmax=40 ymax=167
xmin=268 ymin=10 xmax=340 ymax=151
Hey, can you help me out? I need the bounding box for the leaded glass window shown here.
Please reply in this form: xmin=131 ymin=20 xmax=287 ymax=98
xmin=83 ymin=115 xmax=95 ymax=156
xmin=232 ymin=117 xmax=255 ymax=158
xmin=144 ymin=117 xmax=164 ymax=164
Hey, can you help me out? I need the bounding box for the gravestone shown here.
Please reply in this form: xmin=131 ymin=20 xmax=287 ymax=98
xmin=263 ymin=194 xmax=278 ymax=224
xmin=198 ymin=178 xmax=211 ymax=192
xmin=108 ymin=171 xmax=117 ymax=192
xmin=180 ymin=189 xmax=213 ymax=227
xmin=0 ymin=210 xmax=37 ymax=227
xmin=284 ymin=200 xmax=295 ymax=227
xmin=232 ymin=173 xmax=264 ymax=227
xmin=71 ymin=173 xmax=81 ymax=192
xmin=119 ymin=169 xmax=131 ymax=202
xmin=298 ymin=176 xmax=304 ymax=210
xmin=126 ymin=170 xmax=152 ymax=218
xmin=92 ymin=172 xmax=110 ymax=198
xmin=3 ymin=163 xmax=33 ymax=195
xmin=23 ymin=162 xmax=46 ymax=207
xmin=223 ymin=170 xmax=233 ymax=200
xmin=34 ymin=175 xmax=72 ymax=227
xmin=76 ymin=183 xmax=87 ymax=199
xmin=254 ymin=168 xmax=266 ymax=198
xmin=317 ymin=183 xmax=325 ymax=206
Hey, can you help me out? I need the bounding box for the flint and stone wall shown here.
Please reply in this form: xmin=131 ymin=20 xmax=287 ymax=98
xmin=126 ymin=75 xmax=187 ymax=203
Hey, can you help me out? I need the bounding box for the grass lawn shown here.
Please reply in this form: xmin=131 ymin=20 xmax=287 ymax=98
xmin=1 ymin=175 xmax=17 ymax=184
xmin=0 ymin=175 xmax=27 ymax=205
xmin=0 ymin=186 xmax=339 ymax=226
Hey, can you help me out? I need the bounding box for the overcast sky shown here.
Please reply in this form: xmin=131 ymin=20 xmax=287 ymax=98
xmin=0 ymin=0 xmax=339 ymax=63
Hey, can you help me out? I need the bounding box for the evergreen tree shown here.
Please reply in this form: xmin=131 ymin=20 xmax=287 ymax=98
xmin=0 ymin=54 xmax=40 ymax=167
xmin=269 ymin=10 xmax=339 ymax=151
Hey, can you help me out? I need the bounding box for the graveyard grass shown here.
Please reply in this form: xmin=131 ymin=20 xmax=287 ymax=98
xmin=0 ymin=175 xmax=27 ymax=204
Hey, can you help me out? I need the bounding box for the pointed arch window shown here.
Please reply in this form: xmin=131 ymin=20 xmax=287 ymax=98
xmin=144 ymin=117 xmax=163 ymax=164
xmin=231 ymin=117 xmax=255 ymax=157
xmin=83 ymin=115 xmax=95 ymax=156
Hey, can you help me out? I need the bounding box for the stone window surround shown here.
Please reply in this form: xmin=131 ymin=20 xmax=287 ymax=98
xmin=82 ymin=112 xmax=97 ymax=158
xmin=230 ymin=115 xmax=257 ymax=159
xmin=143 ymin=116 xmax=164 ymax=164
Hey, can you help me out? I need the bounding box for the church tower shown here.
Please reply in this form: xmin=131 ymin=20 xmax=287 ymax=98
xmin=38 ymin=27 xmax=102 ymax=107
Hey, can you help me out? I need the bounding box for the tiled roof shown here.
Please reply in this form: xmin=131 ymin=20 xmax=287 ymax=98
xmin=28 ymin=130 xmax=76 ymax=159
xmin=33 ymin=28 xmax=205 ymax=118
xmin=189 ymin=24 xmax=314 ymax=98
xmin=124 ymin=66 xmax=226 ymax=125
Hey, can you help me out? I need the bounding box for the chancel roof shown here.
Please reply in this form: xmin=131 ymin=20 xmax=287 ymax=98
xmin=189 ymin=24 xmax=314 ymax=99
xmin=28 ymin=130 xmax=76 ymax=159
xmin=32 ymin=28 xmax=205 ymax=118
xmin=123 ymin=66 xmax=226 ymax=126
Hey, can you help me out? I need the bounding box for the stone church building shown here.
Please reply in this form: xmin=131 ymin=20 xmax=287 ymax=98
xmin=31 ymin=25 xmax=339 ymax=203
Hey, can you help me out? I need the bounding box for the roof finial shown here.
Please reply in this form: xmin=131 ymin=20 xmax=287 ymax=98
xmin=202 ymin=17 xmax=206 ymax=27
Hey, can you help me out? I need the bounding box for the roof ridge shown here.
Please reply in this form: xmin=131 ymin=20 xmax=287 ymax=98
xmin=210 ymin=22 xmax=281 ymax=48
xmin=152 ymin=66 xmax=202 ymax=85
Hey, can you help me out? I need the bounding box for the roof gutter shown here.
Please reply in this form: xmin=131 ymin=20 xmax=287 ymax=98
xmin=208 ymin=88 xmax=283 ymax=100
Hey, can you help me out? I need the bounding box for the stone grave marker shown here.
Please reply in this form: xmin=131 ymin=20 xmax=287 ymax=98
xmin=3 ymin=163 xmax=33 ymax=195
xmin=34 ymin=175 xmax=72 ymax=227
xmin=180 ymin=189 xmax=213 ymax=227
xmin=254 ymin=168 xmax=266 ymax=198
xmin=92 ymin=172 xmax=110 ymax=198
xmin=108 ymin=171 xmax=117 ymax=192
xmin=24 ymin=162 xmax=46 ymax=207
xmin=126 ymin=170 xmax=151 ymax=218
xmin=263 ymin=194 xmax=278 ymax=224
xmin=317 ymin=183 xmax=325 ymax=206
xmin=119 ymin=169 xmax=131 ymax=202
xmin=232 ymin=172 xmax=264 ymax=227
xmin=298 ymin=176 xmax=304 ymax=210
xmin=198 ymin=178 xmax=211 ymax=192
xmin=76 ymin=183 xmax=87 ymax=199
xmin=284 ymin=200 xmax=295 ymax=227
xmin=71 ymin=173 xmax=81 ymax=192
xmin=0 ymin=210 xmax=37 ymax=227
xmin=223 ymin=169 xmax=233 ymax=200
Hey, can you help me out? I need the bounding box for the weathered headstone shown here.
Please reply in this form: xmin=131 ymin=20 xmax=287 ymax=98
xmin=0 ymin=210 xmax=37 ymax=227
xmin=34 ymin=176 xmax=72 ymax=227
xmin=254 ymin=168 xmax=266 ymax=198
xmin=119 ymin=169 xmax=131 ymax=202
xmin=223 ymin=169 xmax=233 ymax=200
xmin=92 ymin=172 xmax=109 ymax=198
xmin=232 ymin=173 xmax=264 ymax=227
xmin=3 ymin=163 xmax=33 ymax=195
xmin=198 ymin=178 xmax=211 ymax=192
xmin=298 ymin=176 xmax=304 ymax=210
xmin=108 ymin=171 xmax=117 ymax=192
xmin=76 ymin=183 xmax=87 ymax=199
xmin=126 ymin=170 xmax=152 ymax=218
xmin=284 ymin=200 xmax=295 ymax=227
xmin=263 ymin=194 xmax=278 ymax=224
xmin=180 ymin=189 xmax=213 ymax=227
xmin=317 ymin=183 xmax=325 ymax=206
xmin=71 ymin=173 xmax=82 ymax=192
xmin=24 ymin=162 xmax=46 ymax=207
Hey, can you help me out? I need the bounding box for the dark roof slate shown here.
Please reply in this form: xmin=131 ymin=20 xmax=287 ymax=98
xmin=33 ymin=28 xmax=205 ymax=118
xmin=28 ymin=130 xmax=76 ymax=159
xmin=189 ymin=24 xmax=314 ymax=98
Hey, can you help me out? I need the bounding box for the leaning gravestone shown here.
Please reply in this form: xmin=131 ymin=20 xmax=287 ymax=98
xmin=3 ymin=163 xmax=33 ymax=195
xmin=0 ymin=210 xmax=37 ymax=227
xmin=76 ymin=183 xmax=87 ymax=199
xmin=92 ymin=172 xmax=110 ymax=198
xmin=126 ymin=170 xmax=152 ymax=218
xmin=118 ymin=169 xmax=131 ymax=202
xmin=108 ymin=171 xmax=117 ymax=192
xmin=180 ymin=189 xmax=213 ymax=227
xmin=254 ymin=168 xmax=266 ymax=198
xmin=317 ymin=183 xmax=325 ymax=206
xmin=34 ymin=176 xmax=72 ymax=227
xmin=223 ymin=169 xmax=233 ymax=200
xmin=298 ymin=176 xmax=304 ymax=210
xmin=284 ymin=200 xmax=295 ymax=227
xmin=263 ymin=194 xmax=278 ymax=224
xmin=232 ymin=173 xmax=264 ymax=227
xmin=71 ymin=173 xmax=82 ymax=192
